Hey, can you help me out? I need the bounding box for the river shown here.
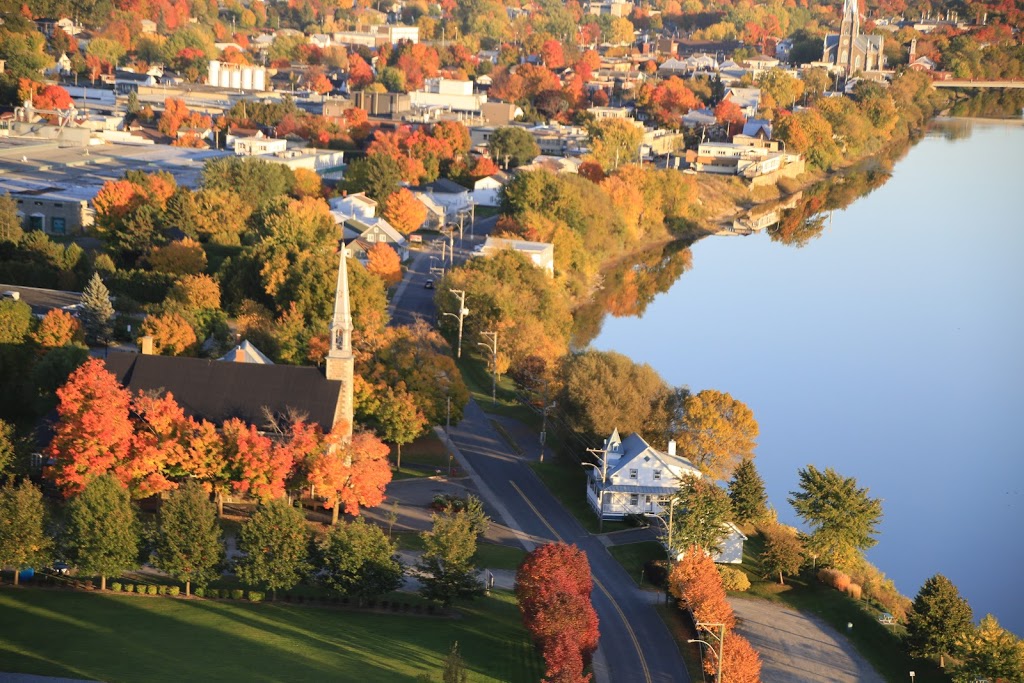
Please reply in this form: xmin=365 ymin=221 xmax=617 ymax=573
xmin=593 ymin=120 xmax=1024 ymax=635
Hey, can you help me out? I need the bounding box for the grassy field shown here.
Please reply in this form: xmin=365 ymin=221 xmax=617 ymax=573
xmin=0 ymin=587 xmax=542 ymax=683
xmin=455 ymin=354 xmax=540 ymax=428
xmin=528 ymin=458 xmax=629 ymax=534
xmin=608 ymin=541 xmax=668 ymax=588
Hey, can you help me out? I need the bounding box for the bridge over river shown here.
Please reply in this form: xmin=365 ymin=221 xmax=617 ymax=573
xmin=931 ymin=79 xmax=1024 ymax=89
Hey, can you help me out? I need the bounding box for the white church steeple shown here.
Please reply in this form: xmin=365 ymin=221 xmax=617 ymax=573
xmin=325 ymin=243 xmax=354 ymax=439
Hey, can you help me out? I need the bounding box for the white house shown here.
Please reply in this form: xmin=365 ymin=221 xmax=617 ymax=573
xmin=471 ymin=172 xmax=508 ymax=207
xmin=723 ymin=87 xmax=762 ymax=118
xmin=480 ymin=237 xmax=554 ymax=277
xmin=344 ymin=217 xmax=408 ymax=261
xmin=417 ymin=178 xmax=472 ymax=217
xmin=667 ymin=523 xmax=749 ymax=565
xmin=586 ymin=430 xmax=702 ymax=520
xmin=233 ymin=130 xmax=288 ymax=156
xmin=329 ymin=192 xmax=377 ymax=221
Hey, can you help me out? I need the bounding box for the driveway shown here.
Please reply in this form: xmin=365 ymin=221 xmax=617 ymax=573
xmin=729 ymin=597 xmax=885 ymax=683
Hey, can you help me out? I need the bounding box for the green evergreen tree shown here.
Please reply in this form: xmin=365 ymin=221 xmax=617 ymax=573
xmin=669 ymin=477 xmax=733 ymax=555
xmin=80 ymin=272 xmax=115 ymax=345
xmin=0 ymin=419 xmax=20 ymax=478
xmin=418 ymin=508 xmax=484 ymax=607
xmin=236 ymin=499 xmax=310 ymax=599
xmin=443 ymin=641 xmax=469 ymax=683
xmin=952 ymin=615 xmax=1024 ymax=683
xmin=0 ymin=299 xmax=33 ymax=344
xmin=727 ymin=458 xmax=768 ymax=525
xmin=316 ymin=517 xmax=403 ymax=603
xmin=126 ymin=90 xmax=140 ymax=116
xmin=0 ymin=480 xmax=53 ymax=585
xmin=906 ymin=574 xmax=974 ymax=665
xmin=788 ymin=465 xmax=883 ymax=571
xmin=64 ymin=474 xmax=140 ymax=590
xmin=343 ymin=153 xmax=404 ymax=204
xmin=154 ymin=480 xmax=224 ymax=596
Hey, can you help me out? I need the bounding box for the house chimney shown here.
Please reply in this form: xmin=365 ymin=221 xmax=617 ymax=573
xmin=234 ymin=346 xmax=246 ymax=362
xmin=342 ymin=190 xmax=347 ymax=198
xmin=667 ymin=440 xmax=677 ymax=456
xmin=139 ymin=335 xmax=155 ymax=355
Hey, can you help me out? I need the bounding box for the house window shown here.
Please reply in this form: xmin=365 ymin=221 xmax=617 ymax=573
xmin=51 ymin=216 xmax=66 ymax=234
xmin=645 ymin=495 xmax=652 ymax=505
xmin=365 ymin=233 xmax=375 ymax=242
xmin=29 ymin=215 xmax=43 ymax=231
xmin=629 ymin=494 xmax=639 ymax=507
xmin=629 ymin=468 xmax=638 ymax=480
xmin=653 ymin=470 xmax=662 ymax=480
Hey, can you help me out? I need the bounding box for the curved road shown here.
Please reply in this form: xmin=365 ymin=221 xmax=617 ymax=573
xmin=447 ymin=401 xmax=688 ymax=683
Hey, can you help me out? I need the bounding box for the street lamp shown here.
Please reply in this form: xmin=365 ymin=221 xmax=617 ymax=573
xmin=477 ymin=330 xmax=499 ymax=404
xmin=687 ymin=639 xmax=721 ymax=681
xmin=441 ymin=288 xmax=469 ymax=358
xmin=644 ymin=495 xmax=679 ymax=559
xmin=582 ymin=441 xmax=611 ymax=532
xmin=909 ymin=672 xmax=915 ymax=683
xmin=690 ymin=621 xmax=726 ymax=683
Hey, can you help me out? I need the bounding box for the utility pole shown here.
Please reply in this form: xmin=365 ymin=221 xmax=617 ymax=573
xmin=584 ymin=443 xmax=611 ymax=532
xmin=441 ymin=288 xmax=469 ymax=358
xmin=539 ymin=380 xmax=556 ymax=463
xmin=477 ymin=330 xmax=499 ymax=404
xmin=690 ymin=622 xmax=726 ymax=683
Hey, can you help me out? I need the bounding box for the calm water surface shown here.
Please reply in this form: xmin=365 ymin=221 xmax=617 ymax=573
xmin=594 ymin=121 xmax=1024 ymax=634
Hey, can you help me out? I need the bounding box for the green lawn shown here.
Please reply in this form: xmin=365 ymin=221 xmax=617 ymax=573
xmin=455 ymin=354 xmax=540 ymax=427
xmin=608 ymin=541 xmax=668 ymax=587
xmin=734 ymin=532 xmax=948 ymax=683
xmin=528 ymin=458 xmax=629 ymax=534
xmin=0 ymin=587 xmax=542 ymax=683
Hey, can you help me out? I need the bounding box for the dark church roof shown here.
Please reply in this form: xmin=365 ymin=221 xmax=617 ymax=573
xmin=103 ymin=353 xmax=342 ymax=431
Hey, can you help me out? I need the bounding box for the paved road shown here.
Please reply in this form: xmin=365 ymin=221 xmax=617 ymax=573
xmin=448 ymin=400 xmax=688 ymax=683
xmin=730 ymin=597 xmax=885 ymax=683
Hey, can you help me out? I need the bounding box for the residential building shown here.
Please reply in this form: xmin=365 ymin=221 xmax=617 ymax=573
xmin=114 ymin=70 xmax=156 ymax=94
xmin=344 ymin=217 xmax=409 ymax=261
xmin=586 ymin=430 xmax=702 ymax=519
xmin=471 ymin=173 xmax=508 ymax=207
xmin=329 ymin=192 xmax=377 ymax=221
xmin=587 ymin=0 xmax=632 ymax=16
xmin=233 ymin=131 xmax=288 ymax=156
xmin=480 ymin=237 xmax=554 ymax=276
xmin=417 ymin=178 xmax=472 ymax=216
xmin=723 ymin=87 xmax=762 ymax=118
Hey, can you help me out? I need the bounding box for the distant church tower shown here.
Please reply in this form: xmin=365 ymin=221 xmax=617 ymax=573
xmin=838 ymin=0 xmax=860 ymax=73
xmin=325 ymin=244 xmax=354 ymax=440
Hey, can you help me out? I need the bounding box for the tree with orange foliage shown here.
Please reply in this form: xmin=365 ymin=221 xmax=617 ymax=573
xmin=715 ymin=99 xmax=746 ymax=128
xmin=710 ymin=632 xmax=762 ymax=683
xmin=348 ymin=53 xmax=374 ymax=90
xmin=307 ymin=429 xmax=392 ymax=523
xmin=222 ymin=418 xmax=292 ymax=503
xmin=668 ymin=546 xmax=736 ymax=629
xmin=48 ymin=359 xmax=135 ymax=496
xmin=31 ymin=309 xmax=83 ymax=349
xmin=541 ymin=39 xmax=566 ymax=69
xmin=489 ymin=67 xmax=526 ymax=103
xmin=117 ymin=390 xmax=189 ymax=498
xmin=469 ymin=155 xmax=501 ymax=178
xmin=366 ymin=242 xmax=403 ymax=287
xmin=32 ymin=84 xmax=73 ymax=110
xmin=382 ymin=187 xmax=427 ymax=235
xmin=306 ymin=66 xmax=333 ymax=95
xmin=159 ymin=97 xmax=190 ymax=137
xmin=140 ymin=311 xmax=198 ymax=356
xmin=93 ymin=179 xmax=148 ymax=225
xmin=292 ymin=168 xmax=323 ymax=198
xmin=147 ymin=237 xmax=208 ymax=275
xmin=648 ymin=77 xmax=701 ymax=128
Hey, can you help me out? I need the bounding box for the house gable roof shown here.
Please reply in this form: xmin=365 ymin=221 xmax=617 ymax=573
xmin=422 ymin=178 xmax=470 ymax=195
xmin=605 ymin=432 xmax=701 ymax=480
xmin=103 ymin=353 xmax=342 ymax=431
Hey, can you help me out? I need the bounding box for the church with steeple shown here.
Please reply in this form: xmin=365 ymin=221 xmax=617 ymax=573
xmin=105 ymin=245 xmax=357 ymax=437
xmin=823 ymin=0 xmax=885 ymax=74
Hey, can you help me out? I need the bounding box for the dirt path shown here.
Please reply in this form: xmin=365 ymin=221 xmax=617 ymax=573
xmin=729 ymin=596 xmax=885 ymax=683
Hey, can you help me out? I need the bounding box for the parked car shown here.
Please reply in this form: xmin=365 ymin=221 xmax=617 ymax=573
xmin=424 ymin=279 xmax=434 ymax=289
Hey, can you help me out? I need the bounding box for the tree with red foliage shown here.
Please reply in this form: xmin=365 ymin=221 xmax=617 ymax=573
xmin=48 ymin=359 xmax=135 ymax=496
xmin=578 ymin=160 xmax=606 ymax=183
xmin=222 ymin=418 xmax=292 ymax=504
xmin=516 ymin=543 xmax=599 ymax=683
xmin=469 ymin=155 xmax=501 ymax=178
xmin=348 ymin=53 xmax=374 ymax=90
xmin=307 ymin=66 xmax=333 ymax=95
xmin=648 ymin=77 xmax=700 ymax=128
xmin=32 ymin=84 xmax=73 ymax=110
xmin=93 ymin=179 xmax=148 ymax=224
xmin=715 ymin=99 xmax=746 ymax=129
xmin=118 ymin=390 xmax=189 ymax=498
xmin=667 ymin=546 xmax=736 ymax=629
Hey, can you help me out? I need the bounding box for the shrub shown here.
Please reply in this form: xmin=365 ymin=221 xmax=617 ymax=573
xmin=230 ymin=589 xmax=244 ymax=600
xmin=123 ymin=583 xmax=134 ymax=593
xmin=135 ymin=584 xmax=147 ymax=594
xmin=110 ymin=582 xmax=122 ymax=592
xmin=193 ymin=587 xmax=206 ymax=598
xmin=247 ymin=591 xmax=264 ymax=603
xmin=718 ymin=566 xmax=751 ymax=592
xmin=846 ymin=583 xmax=862 ymax=600
xmin=82 ymin=580 xmax=95 ymax=590
xmin=146 ymin=585 xmax=158 ymax=595
xmin=157 ymin=585 xmax=167 ymax=595
xmin=167 ymin=586 xmax=180 ymax=596
xmin=817 ymin=568 xmax=852 ymax=591
xmin=644 ymin=559 xmax=669 ymax=588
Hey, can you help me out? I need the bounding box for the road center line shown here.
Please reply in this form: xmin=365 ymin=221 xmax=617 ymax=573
xmin=509 ymin=479 xmax=653 ymax=683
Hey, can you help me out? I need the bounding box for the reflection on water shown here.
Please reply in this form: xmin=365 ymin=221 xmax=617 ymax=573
xmin=592 ymin=120 xmax=1024 ymax=635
